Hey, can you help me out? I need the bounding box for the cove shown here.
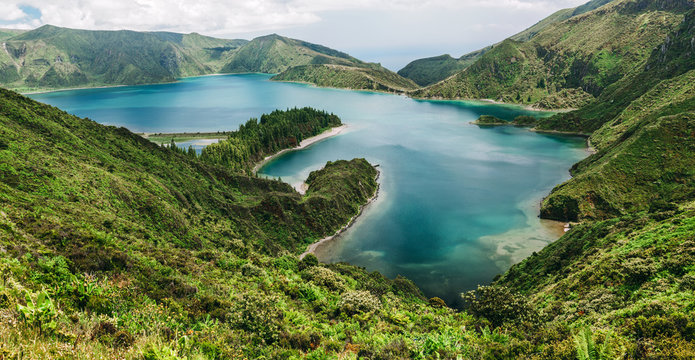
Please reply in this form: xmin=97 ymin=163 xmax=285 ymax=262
xmin=29 ymin=74 xmax=588 ymax=306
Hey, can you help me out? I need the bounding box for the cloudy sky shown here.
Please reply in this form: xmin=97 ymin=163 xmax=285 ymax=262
xmin=1 ymin=0 xmax=588 ymax=70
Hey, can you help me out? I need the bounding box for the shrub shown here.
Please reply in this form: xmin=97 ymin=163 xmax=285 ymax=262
xmin=113 ymin=330 xmax=135 ymax=348
xmin=339 ymin=290 xmax=380 ymax=315
xmin=230 ymin=293 xmax=284 ymax=345
xmin=622 ymin=257 xmax=656 ymax=285
xmin=298 ymin=254 xmax=319 ymax=270
xmin=679 ymin=274 xmax=695 ymax=291
xmin=17 ymin=290 xmax=58 ymax=335
xmin=241 ymin=263 xmax=264 ymax=277
xmin=429 ymin=297 xmax=447 ymax=308
xmin=392 ymin=275 xmax=424 ymax=299
xmin=302 ymin=266 xmax=346 ymax=292
xmin=461 ymin=285 xmax=538 ymax=328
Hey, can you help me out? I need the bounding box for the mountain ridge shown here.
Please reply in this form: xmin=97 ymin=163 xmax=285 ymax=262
xmin=0 ymin=26 xmax=414 ymax=94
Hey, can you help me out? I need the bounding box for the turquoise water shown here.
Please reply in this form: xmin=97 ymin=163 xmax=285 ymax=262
xmin=30 ymin=74 xmax=588 ymax=306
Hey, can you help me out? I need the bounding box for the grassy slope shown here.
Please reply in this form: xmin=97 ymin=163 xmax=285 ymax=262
xmin=0 ymin=87 xmax=600 ymax=360
xmin=272 ymin=64 xmax=418 ymax=92
xmin=221 ymin=34 xmax=359 ymax=74
xmin=539 ymin=9 xmax=695 ymax=221
xmin=412 ymin=0 xmax=689 ymax=110
xmin=223 ymin=34 xmax=420 ymax=92
xmin=0 ymin=25 xmax=246 ymax=92
xmin=489 ymin=9 xmax=695 ymax=358
xmin=396 ymin=54 xmax=476 ymax=87
xmin=397 ymin=0 xmax=616 ymax=87
xmin=498 ymin=203 xmax=695 ymax=358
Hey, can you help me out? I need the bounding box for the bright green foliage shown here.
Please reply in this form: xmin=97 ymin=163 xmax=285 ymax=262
xmin=200 ymin=107 xmax=341 ymax=172
xmin=17 ymin=290 xmax=58 ymax=335
xmin=273 ymin=64 xmax=418 ymax=92
xmin=574 ymin=328 xmax=623 ymax=360
xmin=539 ymin=9 xmax=695 ymax=221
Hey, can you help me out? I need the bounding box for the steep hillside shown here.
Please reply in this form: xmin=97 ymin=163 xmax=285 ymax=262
xmin=539 ymin=9 xmax=695 ymax=221
xmin=4 ymin=74 xmax=693 ymax=358
xmin=272 ymin=63 xmax=418 ymax=92
xmin=498 ymin=201 xmax=695 ymax=358
xmin=397 ymin=0 xmax=616 ymax=87
xmin=413 ymin=0 xmax=691 ymax=109
xmin=0 ymin=25 xmax=246 ymax=91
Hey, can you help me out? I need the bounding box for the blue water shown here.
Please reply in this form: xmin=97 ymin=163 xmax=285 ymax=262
xmin=30 ymin=74 xmax=588 ymax=306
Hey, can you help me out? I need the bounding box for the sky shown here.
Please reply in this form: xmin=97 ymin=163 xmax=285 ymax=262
xmin=0 ymin=0 xmax=589 ymax=70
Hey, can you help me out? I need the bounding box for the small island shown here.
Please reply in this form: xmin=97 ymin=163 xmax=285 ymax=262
xmin=472 ymin=114 xmax=538 ymax=127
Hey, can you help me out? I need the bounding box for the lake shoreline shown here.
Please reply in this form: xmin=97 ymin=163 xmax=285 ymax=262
xmin=252 ymin=124 xmax=348 ymax=174
xmin=22 ymin=73 xmax=577 ymax=112
xmin=300 ymin=168 xmax=381 ymax=260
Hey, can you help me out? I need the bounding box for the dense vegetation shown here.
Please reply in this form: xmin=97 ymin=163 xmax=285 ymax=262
xmin=273 ymin=64 xmax=418 ymax=93
xmin=199 ymin=107 xmax=341 ymax=172
xmin=397 ymin=0 xmax=615 ymax=88
xmin=2 ymin=0 xmax=695 ymax=358
xmin=472 ymin=115 xmax=539 ymax=127
xmin=412 ymin=0 xmax=690 ymax=110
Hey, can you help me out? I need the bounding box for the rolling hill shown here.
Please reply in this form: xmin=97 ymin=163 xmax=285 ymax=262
xmin=0 ymin=27 xmax=415 ymax=93
xmin=0 ymin=25 xmax=247 ymax=91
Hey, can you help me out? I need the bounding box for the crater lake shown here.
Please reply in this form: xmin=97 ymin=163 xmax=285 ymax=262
xmin=29 ymin=74 xmax=588 ymax=306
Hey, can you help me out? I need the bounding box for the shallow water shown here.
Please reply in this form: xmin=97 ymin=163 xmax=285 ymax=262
xmin=30 ymin=74 xmax=588 ymax=306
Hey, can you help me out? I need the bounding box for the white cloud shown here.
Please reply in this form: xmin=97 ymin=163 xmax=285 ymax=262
xmin=2 ymin=0 xmax=590 ymax=69
xmin=0 ymin=3 xmax=27 ymax=21
xmin=5 ymin=0 xmax=588 ymax=34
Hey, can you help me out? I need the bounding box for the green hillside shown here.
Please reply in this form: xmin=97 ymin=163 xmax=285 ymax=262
xmin=272 ymin=63 xmax=418 ymax=92
xmin=220 ymin=34 xmax=360 ymax=74
xmin=4 ymin=58 xmax=694 ymax=356
xmin=412 ymin=0 xmax=690 ymax=110
xmin=0 ymin=27 xmax=414 ymax=94
xmin=538 ymin=8 xmax=695 ymax=222
xmin=3 ymin=1 xmax=695 ymax=358
xmin=396 ymin=52 xmax=484 ymax=87
xmin=0 ymin=25 xmax=246 ymax=92
xmin=397 ymin=0 xmax=616 ymax=87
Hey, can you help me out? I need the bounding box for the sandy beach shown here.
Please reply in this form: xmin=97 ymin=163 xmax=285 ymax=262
xmin=300 ymin=168 xmax=381 ymax=259
xmin=252 ymin=124 xmax=348 ymax=174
